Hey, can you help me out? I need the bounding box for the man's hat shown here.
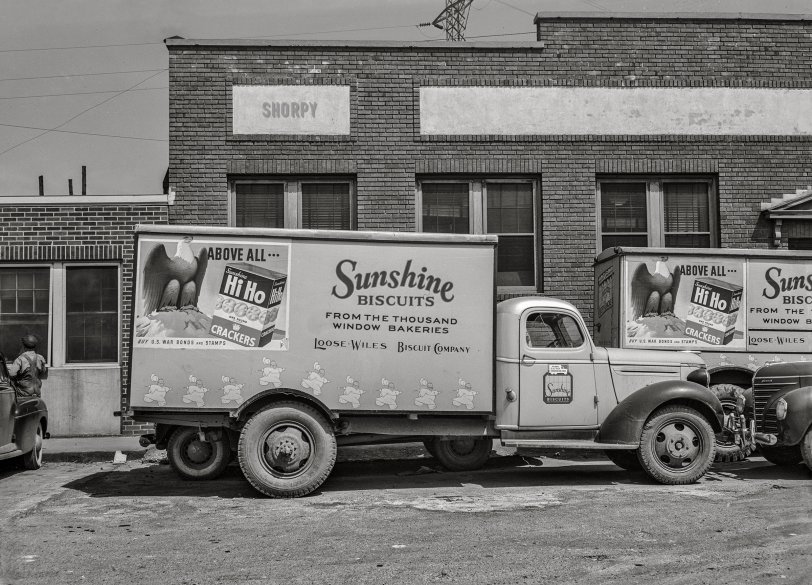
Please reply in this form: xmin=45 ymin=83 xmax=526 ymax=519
xmin=21 ymin=334 xmax=39 ymax=349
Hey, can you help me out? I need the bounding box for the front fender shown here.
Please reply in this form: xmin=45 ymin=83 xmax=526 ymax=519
xmin=773 ymin=385 xmax=812 ymax=446
xmin=599 ymin=380 xmax=723 ymax=445
xmin=14 ymin=398 xmax=47 ymax=454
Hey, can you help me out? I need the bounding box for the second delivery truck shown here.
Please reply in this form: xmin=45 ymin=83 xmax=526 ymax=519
xmin=128 ymin=225 xmax=739 ymax=497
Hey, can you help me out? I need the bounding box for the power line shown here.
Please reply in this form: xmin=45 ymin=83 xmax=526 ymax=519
xmin=0 ymin=24 xmax=423 ymax=53
xmin=493 ymin=0 xmax=535 ymax=17
xmin=0 ymin=41 xmax=164 ymax=53
xmin=0 ymin=122 xmax=167 ymax=142
xmin=0 ymin=68 xmax=167 ymax=83
xmin=0 ymin=87 xmax=166 ymax=100
xmin=417 ymin=30 xmax=536 ymax=41
xmin=0 ymin=69 xmax=166 ymax=157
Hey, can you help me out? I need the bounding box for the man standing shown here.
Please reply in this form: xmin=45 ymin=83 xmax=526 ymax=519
xmin=8 ymin=334 xmax=48 ymax=398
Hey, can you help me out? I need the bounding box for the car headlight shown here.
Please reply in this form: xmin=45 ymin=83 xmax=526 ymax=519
xmin=687 ymin=367 xmax=709 ymax=387
xmin=775 ymin=398 xmax=788 ymax=421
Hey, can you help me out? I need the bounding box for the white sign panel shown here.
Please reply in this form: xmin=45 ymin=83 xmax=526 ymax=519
xmin=233 ymin=85 xmax=350 ymax=135
xmin=420 ymin=87 xmax=812 ymax=136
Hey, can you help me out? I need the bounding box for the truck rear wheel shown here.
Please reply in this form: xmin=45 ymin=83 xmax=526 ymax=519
xmin=604 ymin=449 xmax=642 ymax=471
xmin=711 ymin=384 xmax=755 ymax=463
xmin=759 ymin=444 xmax=803 ymax=467
xmin=167 ymin=427 xmax=231 ymax=481
xmin=430 ymin=437 xmax=492 ymax=472
xmin=638 ymin=405 xmax=715 ymax=485
xmin=238 ymin=402 xmax=336 ymax=498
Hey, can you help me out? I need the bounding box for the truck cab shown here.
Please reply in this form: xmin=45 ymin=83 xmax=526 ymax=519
xmin=492 ymin=297 xmax=723 ymax=484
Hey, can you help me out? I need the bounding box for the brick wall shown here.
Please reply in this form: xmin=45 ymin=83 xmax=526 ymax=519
xmin=0 ymin=203 xmax=169 ymax=434
xmin=167 ymin=17 xmax=812 ymax=326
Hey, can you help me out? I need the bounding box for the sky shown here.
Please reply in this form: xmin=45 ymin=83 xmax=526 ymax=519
xmin=0 ymin=0 xmax=809 ymax=196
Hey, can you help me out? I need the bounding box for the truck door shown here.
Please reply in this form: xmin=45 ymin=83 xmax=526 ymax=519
xmin=518 ymin=309 xmax=599 ymax=428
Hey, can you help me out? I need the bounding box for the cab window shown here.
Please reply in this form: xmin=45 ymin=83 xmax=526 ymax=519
xmin=525 ymin=312 xmax=585 ymax=349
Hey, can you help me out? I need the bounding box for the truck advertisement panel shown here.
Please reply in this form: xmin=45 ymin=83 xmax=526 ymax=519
xmin=746 ymin=259 xmax=812 ymax=353
xmin=620 ymin=253 xmax=811 ymax=357
xmin=622 ymin=255 xmax=747 ymax=350
xmin=131 ymin=233 xmax=495 ymax=413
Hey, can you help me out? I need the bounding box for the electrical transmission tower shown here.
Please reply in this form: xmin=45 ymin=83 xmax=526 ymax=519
xmin=430 ymin=0 xmax=475 ymax=41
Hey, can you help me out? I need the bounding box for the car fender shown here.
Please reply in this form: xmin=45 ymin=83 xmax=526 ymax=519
xmin=598 ymin=380 xmax=724 ymax=445
xmin=14 ymin=398 xmax=47 ymax=454
xmin=772 ymin=385 xmax=812 ymax=446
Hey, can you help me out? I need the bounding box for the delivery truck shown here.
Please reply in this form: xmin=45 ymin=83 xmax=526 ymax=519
xmin=594 ymin=247 xmax=812 ymax=462
xmin=128 ymin=225 xmax=731 ymax=497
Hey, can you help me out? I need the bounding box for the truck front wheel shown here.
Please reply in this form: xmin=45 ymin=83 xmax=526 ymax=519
xmin=167 ymin=427 xmax=231 ymax=481
xmin=430 ymin=437 xmax=492 ymax=472
xmin=238 ymin=402 xmax=337 ymax=498
xmin=638 ymin=405 xmax=716 ymax=485
xmin=759 ymin=444 xmax=803 ymax=467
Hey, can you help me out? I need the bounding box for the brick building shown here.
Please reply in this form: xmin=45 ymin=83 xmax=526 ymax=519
xmin=165 ymin=13 xmax=812 ymax=327
xmin=0 ymin=194 xmax=169 ymax=435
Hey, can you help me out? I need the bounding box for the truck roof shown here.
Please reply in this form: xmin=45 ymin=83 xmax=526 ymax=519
xmin=595 ymin=246 xmax=812 ymax=263
xmin=136 ymin=224 xmax=498 ymax=246
xmin=497 ymin=296 xmax=580 ymax=316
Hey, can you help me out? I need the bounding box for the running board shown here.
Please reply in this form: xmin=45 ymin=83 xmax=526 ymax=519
xmin=502 ymin=440 xmax=636 ymax=451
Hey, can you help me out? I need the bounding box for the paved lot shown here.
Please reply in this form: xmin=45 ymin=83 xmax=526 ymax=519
xmin=1 ymin=451 xmax=810 ymax=585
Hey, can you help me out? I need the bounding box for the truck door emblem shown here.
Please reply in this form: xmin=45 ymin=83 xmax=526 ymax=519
xmin=544 ymin=365 xmax=573 ymax=404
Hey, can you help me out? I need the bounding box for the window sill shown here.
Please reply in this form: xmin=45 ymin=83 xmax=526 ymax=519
xmin=51 ymin=363 xmax=121 ymax=370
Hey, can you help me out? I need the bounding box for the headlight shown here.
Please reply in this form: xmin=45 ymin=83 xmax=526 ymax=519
xmin=687 ymin=367 xmax=709 ymax=387
xmin=775 ymin=398 xmax=788 ymax=420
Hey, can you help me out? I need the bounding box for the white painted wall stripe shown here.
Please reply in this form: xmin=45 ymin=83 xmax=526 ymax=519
xmin=233 ymin=85 xmax=350 ymax=135
xmin=419 ymin=87 xmax=812 ymax=136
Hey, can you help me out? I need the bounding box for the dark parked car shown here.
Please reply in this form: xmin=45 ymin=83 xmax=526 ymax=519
xmin=750 ymin=361 xmax=812 ymax=471
xmin=0 ymin=357 xmax=47 ymax=469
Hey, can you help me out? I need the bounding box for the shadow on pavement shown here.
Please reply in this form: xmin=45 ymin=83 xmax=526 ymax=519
xmin=61 ymin=454 xmax=810 ymax=499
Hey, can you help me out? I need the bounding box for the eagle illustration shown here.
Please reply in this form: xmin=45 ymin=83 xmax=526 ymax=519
xmin=142 ymin=236 xmax=209 ymax=314
xmin=629 ymin=260 xmax=681 ymax=320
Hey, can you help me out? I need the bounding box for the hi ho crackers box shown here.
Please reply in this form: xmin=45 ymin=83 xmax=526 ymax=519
xmin=209 ymin=263 xmax=287 ymax=348
xmin=684 ymin=277 xmax=742 ymax=346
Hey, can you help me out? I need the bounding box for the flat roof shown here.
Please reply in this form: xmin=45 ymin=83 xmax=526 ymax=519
xmin=534 ymin=12 xmax=812 ymax=23
xmin=164 ymin=38 xmax=543 ymax=50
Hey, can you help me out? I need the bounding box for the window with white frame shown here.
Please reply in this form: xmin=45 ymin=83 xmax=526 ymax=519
xmin=231 ymin=179 xmax=355 ymax=230
xmin=0 ymin=264 xmax=119 ymax=365
xmin=65 ymin=266 xmax=118 ymax=363
xmin=597 ymin=177 xmax=717 ymax=252
xmin=418 ymin=179 xmax=537 ymax=288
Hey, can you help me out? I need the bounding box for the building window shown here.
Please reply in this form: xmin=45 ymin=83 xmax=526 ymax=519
xmin=66 ymin=267 xmax=118 ymax=363
xmin=788 ymin=238 xmax=812 ymax=250
xmin=232 ymin=179 xmax=354 ymax=230
xmin=598 ymin=177 xmax=717 ymax=252
xmin=418 ymin=180 xmax=537 ymax=288
xmin=0 ymin=268 xmax=50 ymax=361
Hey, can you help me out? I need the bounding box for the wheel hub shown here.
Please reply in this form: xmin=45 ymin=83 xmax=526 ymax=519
xmin=266 ymin=427 xmax=311 ymax=472
xmin=656 ymin=422 xmax=700 ymax=467
xmin=186 ymin=439 xmax=213 ymax=464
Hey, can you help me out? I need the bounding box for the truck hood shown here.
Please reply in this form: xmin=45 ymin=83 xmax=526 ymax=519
xmin=603 ymin=347 xmax=705 ymax=368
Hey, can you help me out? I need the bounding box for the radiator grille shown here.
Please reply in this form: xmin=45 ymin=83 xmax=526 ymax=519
xmin=752 ymin=385 xmax=782 ymax=434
